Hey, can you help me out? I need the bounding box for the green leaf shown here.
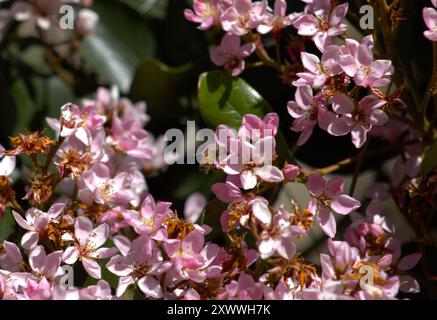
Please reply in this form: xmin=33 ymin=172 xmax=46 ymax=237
xmin=0 ymin=208 xmax=15 ymax=242
xmin=421 ymin=140 xmax=437 ymax=176
xmin=80 ymin=0 xmax=155 ymax=92
xmin=198 ymin=71 xmax=294 ymax=162
xmin=10 ymin=79 xmax=36 ymax=133
xmin=198 ymin=71 xmax=271 ymax=129
xmin=130 ymin=58 xmax=194 ymax=122
xmin=118 ymin=0 xmax=169 ymax=19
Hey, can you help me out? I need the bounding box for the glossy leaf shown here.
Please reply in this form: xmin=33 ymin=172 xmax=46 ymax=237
xmin=198 ymin=70 xmax=294 ymax=162
xmin=130 ymin=58 xmax=194 ymax=121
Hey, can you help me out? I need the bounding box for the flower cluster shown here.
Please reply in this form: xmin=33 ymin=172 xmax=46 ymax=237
xmin=185 ymin=0 xmax=297 ymax=75
xmin=0 ymin=0 xmax=432 ymax=301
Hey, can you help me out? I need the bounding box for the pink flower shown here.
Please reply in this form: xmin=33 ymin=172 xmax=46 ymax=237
xmin=320 ymin=239 xmax=359 ymax=281
xmin=79 ymin=163 xmax=134 ymax=206
xmin=205 ymin=114 xmax=283 ymax=190
xmin=327 ymin=94 xmax=388 ymax=148
xmin=21 ymin=277 xmax=52 ymax=300
xmin=0 ymin=273 xmax=17 ymax=300
xmin=299 ymin=280 xmax=354 ymax=300
xmin=124 ymin=194 xmax=172 ymax=239
xmin=282 ymin=164 xmax=300 ymax=181
xmin=184 ymin=0 xmax=223 ymax=30
xmin=345 ymin=200 xmax=394 ymax=253
xmin=220 ymin=0 xmax=267 ymax=36
xmin=79 ymin=280 xmax=114 ymax=300
xmin=164 ymin=230 xmax=221 ymax=283
xmin=63 ymin=216 xmax=116 ymax=279
xmin=12 ymin=203 xmax=66 ymax=250
xmin=287 ymin=86 xmax=335 ymax=145
xmin=292 ymin=0 xmax=348 ymax=51
xmin=263 ymin=278 xmax=294 ymax=300
xmin=257 ymin=207 xmax=305 ymax=260
xmin=46 ymin=104 xmax=105 ymax=146
xmin=257 ymin=0 xmax=296 ymax=34
xmin=293 ymin=46 xmax=343 ymax=87
xmin=0 ymin=241 xmax=24 ymax=272
xmin=108 ymin=113 xmax=152 ymax=159
xmin=217 ymin=273 xmax=264 ymax=300
xmin=28 ymin=245 xmax=63 ymax=282
xmin=211 ymin=176 xmax=244 ymax=203
xmin=338 ymin=37 xmax=393 ymax=87
xmin=107 ymin=236 xmax=171 ymax=298
xmin=423 ymin=2 xmax=437 ymax=41
xmin=306 ymin=173 xmax=361 ymax=237
xmin=210 ymin=34 xmax=256 ymax=76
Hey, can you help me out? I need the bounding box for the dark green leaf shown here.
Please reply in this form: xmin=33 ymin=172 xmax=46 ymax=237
xmin=130 ymin=58 xmax=194 ymax=122
xmin=118 ymin=0 xmax=169 ymax=19
xmin=0 ymin=208 xmax=15 ymax=242
xmin=80 ymin=0 xmax=155 ymax=92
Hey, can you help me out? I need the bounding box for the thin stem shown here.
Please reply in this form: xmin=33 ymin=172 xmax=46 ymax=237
xmin=349 ymin=140 xmax=369 ymax=196
xmin=315 ymin=139 xmax=422 ymax=175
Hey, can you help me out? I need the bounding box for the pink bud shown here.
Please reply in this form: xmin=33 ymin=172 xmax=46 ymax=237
xmin=283 ymin=164 xmax=300 ymax=181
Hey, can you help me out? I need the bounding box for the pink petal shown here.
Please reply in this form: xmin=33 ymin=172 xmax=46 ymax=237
xmin=82 ymin=257 xmax=102 ymax=279
xmin=240 ymin=170 xmax=257 ymax=190
xmin=301 ymin=52 xmax=320 ymax=74
xmin=295 ymin=86 xmax=313 ymax=109
xmin=184 ymin=192 xmax=207 ymax=223
xmin=331 ymin=94 xmax=354 ymax=115
xmin=63 ymin=246 xmax=79 ymax=264
xmin=255 ymin=165 xmax=284 ymax=183
xmin=331 ymin=195 xmax=361 ymax=215
xmin=307 ymin=173 xmax=324 ymax=196
xmin=75 ymin=216 xmax=93 ymax=247
xmin=276 ymin=238 xmax=296 ymax=260
xmin=325 ymin=177 xmax=344 ymax=198
xmin=317 ymin=208 xmax=336 ymax=237
xmin=252 ymin=199 xmax=272 ymax=225
xmin=398 ymin=253 xmax=422 ymax=271
xmin=138 ymin=276 xmax=162 ymax=298
xmin=88 ymin=223 xmax=109 ymax=249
